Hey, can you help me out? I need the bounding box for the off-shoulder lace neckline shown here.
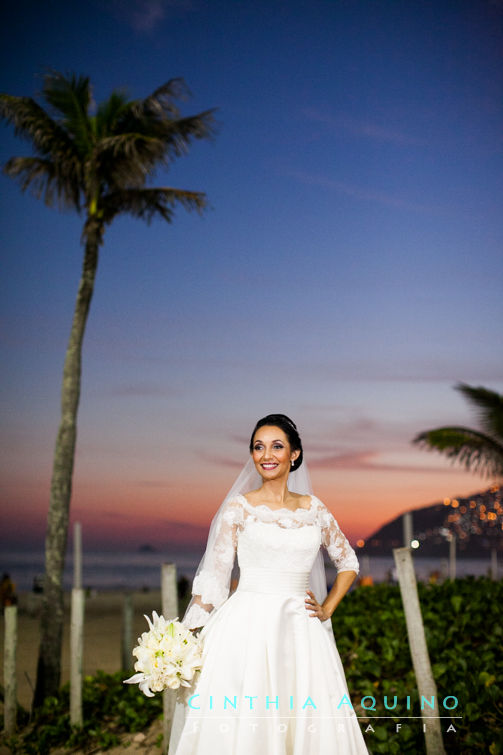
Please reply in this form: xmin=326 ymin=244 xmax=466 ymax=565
xmin=235 ymin=492 xmax=315 ymax=514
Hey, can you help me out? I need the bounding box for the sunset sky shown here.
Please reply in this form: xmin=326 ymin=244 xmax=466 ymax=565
xmin=1 ymin=0 xmax=502 ymax=555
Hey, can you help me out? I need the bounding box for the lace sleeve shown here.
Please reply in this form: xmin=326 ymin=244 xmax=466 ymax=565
xmin=183 ymin=497 xmax=244 ymax=630
xmin=317 ymin=499 xmax=359 ymax=575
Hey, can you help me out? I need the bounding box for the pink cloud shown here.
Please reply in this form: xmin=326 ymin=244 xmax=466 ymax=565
xmin=309 ymin=449 xmax=458 ymax=474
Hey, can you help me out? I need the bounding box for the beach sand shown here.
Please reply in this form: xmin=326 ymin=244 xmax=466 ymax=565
xmin=0 ymin=590 xmax=179 ymax=752
xmin=0 ymin=590 xmax=166 ymax=712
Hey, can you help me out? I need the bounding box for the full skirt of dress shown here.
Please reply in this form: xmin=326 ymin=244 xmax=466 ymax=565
xmin=169 ymin=570 xmax=369 ymax=755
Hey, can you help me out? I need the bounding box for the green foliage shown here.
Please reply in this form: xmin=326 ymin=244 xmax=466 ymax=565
xmin=2 ymin=578 xmax=502 ymax=753
xmin=413 ymin=382 xmax=503 ymax=477
xmin=335 ymin=576 xmax=503 ymax=754
xmin=1 ymin=70 xmax=216 ymax=707
xmin=2 ymin=670 xmax=162 ymax=754
xmin=0 ymin=71 xmax=216 ymax=221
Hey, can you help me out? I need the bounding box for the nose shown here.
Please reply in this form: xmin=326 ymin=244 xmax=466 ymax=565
xmin=262 ymin=446 xmax=274 ymax=460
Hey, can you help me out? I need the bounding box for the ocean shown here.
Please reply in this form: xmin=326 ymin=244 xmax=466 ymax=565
xmin=1 ymin=549 xmax=498 ymax=593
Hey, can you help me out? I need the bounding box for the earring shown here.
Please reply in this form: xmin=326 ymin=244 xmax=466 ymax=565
xmin=291 ymin=460 xmax=294 ymax=467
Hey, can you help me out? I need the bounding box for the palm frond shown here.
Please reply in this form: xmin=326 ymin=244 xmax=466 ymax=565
xmin=98 ymin=186 xmax=207 ymax=226
xmin=95 ymin=133 xmax=167 ymax=188
xmin=0 ymin=94 xmax=78 ymax=161
xmin=0 ymin=94 xmax=83 ymax=208
xmin=42 ymin=71 xmax=92 ymax=154
xmin=3 ymin=72 xmax=214 ymax=224
xmin=95 ymin=81 xmax=215 ymax=183
xmin=154 ymin=110 xmax=217 ymax=161
xmin=455 ymin=383 xmax=503 ymax=441
xmin=95 ymin=91 xmax=130 ymax=138
xmin=413 ymin=426 xmax=503 ymax=477
xmin=3 ymin=156 xmax=81 ymax=210
xmin=113 ymin=78 xmax=216 ymax=166
xmin=130 ymin=78 xmax=190 ymax=120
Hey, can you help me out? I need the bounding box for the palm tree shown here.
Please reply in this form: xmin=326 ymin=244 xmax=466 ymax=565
xmin=413 ymin=383 xmax=503 ymax=478
xmin=0 ymin=71 xmax=215 ymax=705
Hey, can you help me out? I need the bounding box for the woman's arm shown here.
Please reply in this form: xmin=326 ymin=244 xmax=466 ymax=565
xmin=183 ymin=497 xmax=244 ymax=630
xmin=305 ymin=570 xmax=357 ymax=621
xmin=305 ymin=498 xmax=360 ymax=620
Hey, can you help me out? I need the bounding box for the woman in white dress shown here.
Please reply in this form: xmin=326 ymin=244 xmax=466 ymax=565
xmin=168 ymin=414 xmax=369 ymax=754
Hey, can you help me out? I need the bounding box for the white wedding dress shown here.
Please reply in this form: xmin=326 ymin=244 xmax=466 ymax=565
xmin=168 ymin=493 xmax=369 ymax=754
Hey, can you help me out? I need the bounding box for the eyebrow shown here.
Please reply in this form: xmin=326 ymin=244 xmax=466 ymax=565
xmin=253 ymin=439 xmax=285 ymax=443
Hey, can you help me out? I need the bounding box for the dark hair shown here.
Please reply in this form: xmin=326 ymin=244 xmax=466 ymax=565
xmin=249 ymin=414 xmax=303 ymax=471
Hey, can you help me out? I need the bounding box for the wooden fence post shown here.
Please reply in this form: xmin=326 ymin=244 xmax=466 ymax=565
xmin=74 ymin=522 xmax=82 ymax=589
xmin=449 ymin=533 xmax=456 ymax=580
xmin=121 ymin=593 xmax=134 ymax=670
xmin=490 ymin=547 xmax=497 ymax=580
xmin=361 ymin=555 xmax=370 ymax=577
xmin=393 ymin=547 xmax=446 ymax=755
xmin=161 ymin=563 xmax=178 ymax=755
xmin=70 ymin=521 xmax=84 ymax=726
xmin=3 ymin=604 xmax=17 ymax=736
xmin=70 ymin=589 xmax=84 ymax=725
xmin=403 ymin=511 xmax=413 ymax=547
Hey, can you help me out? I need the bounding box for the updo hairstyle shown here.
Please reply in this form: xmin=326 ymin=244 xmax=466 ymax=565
xmin=249 ymin=414 xmax=303 ymax=471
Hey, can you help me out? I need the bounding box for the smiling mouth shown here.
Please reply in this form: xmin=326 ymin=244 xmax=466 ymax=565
xmin=261 ymin=463 xmax=279 ymax=469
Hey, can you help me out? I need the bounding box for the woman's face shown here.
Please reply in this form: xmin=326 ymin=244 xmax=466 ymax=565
xmin=251 ymin=425 xmax=299 ymax=480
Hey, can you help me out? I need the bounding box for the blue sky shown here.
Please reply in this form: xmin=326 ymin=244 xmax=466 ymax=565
xmin=1 ymin=0 xmax=502 ymax=550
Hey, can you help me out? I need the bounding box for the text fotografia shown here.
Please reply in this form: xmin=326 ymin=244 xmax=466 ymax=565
xmin=187 ymin=694 xmax=459 ymax=713
xmin=183 ymin=720 xmax=459 ymax=737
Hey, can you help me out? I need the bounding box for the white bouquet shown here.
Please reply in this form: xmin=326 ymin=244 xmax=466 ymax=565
xmin=124 ymin=611 xmax=203 ymax=696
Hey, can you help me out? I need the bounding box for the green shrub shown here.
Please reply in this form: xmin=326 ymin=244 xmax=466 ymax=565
xmin=2 ymin=577 xmax=502 ymax=754
xmin=334 ymin=576 xmax=503 ymax=754
xmin=2 ymin=670 xmax=162 ymax=754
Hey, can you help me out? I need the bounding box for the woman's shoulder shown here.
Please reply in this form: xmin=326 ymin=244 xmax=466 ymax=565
xmin=289 ymin=491 xmax=313 ymax=508
xmin=310 ymin=494 xmax=328 ymax=509
xmin=221 ymin=494 xmax=246 ymax=522
xmin=225 ymin=492 xmax=246 ymax=508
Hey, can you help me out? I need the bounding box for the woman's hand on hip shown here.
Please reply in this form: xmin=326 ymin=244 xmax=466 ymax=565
xmin=305 ymin=589 xmax=332 ymax=622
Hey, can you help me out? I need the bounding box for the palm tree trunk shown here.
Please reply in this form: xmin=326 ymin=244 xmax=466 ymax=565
xmin=33 ymin=219 xmax=102 ymax=707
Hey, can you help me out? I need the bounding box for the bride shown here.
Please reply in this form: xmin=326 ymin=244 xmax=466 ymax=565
xmin=168 ymin=414 xmax=369 ymax=754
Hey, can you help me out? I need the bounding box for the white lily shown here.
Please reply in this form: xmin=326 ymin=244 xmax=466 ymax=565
xmin=124 ymin=612 xmax=203 ymax=696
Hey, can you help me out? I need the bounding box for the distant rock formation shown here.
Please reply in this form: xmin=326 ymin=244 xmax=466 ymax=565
xmin=358 ymin=485 xmax=502 ymax=558
xmin=138 ymin=544 xmax=157 ymax=553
